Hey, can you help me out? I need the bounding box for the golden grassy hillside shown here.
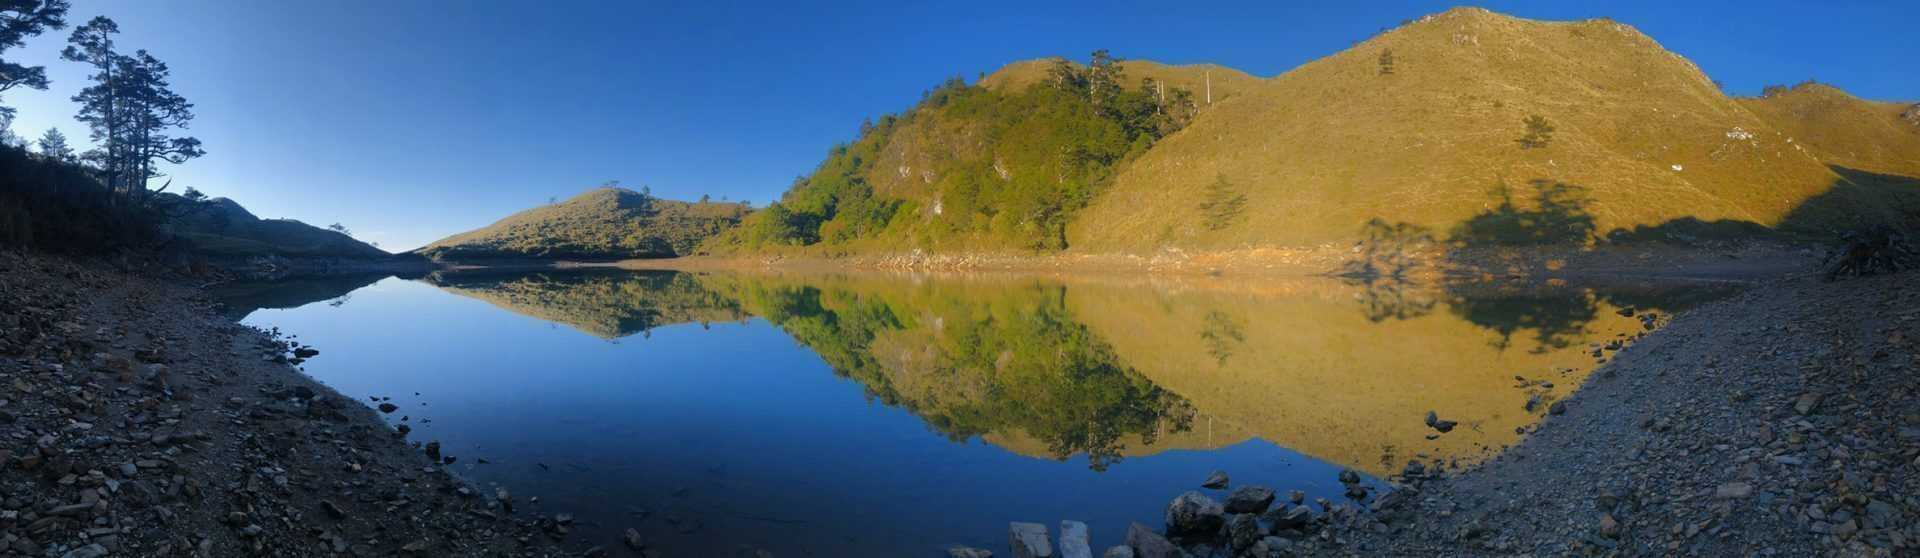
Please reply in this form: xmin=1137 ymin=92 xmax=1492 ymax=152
xmin=418 ymin=187 xmax=748 ymax=261
xmin=1738 ymin=82 xmax=1920 ymax=177
xmin=1069 ymin=7 xmax=1916 ymax=252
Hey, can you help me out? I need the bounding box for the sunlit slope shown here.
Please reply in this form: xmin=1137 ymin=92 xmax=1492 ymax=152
xmin=1071 ymin=7 xmax=1862 ymax=251
xmin=419 ymin=188 xmax=748 ymax=261
xmin=1738 ymin=83 xmax=1920 ymax=177
xmin=425 ymin=271 xmax=748 ymax=339
xmin=1064 ymin=278 xmax=1657 ymax=476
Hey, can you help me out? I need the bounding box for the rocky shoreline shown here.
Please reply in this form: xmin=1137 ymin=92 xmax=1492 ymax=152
xmin=956 ymin=271 xmax=1918 ymax=557
xmin=0 ymin=253 xmax=610 ymax=557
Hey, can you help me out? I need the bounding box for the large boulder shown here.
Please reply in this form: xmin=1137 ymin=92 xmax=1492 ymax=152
xmin=1225 ymin=514 xmax=1262 ymax=551
xmin=1262 ymin=504 xmax=1315 ymax=533
xmin=1010 ymin=522 xmax=1054 ymax=558
xmin=1124 ymin=522 xmax=1180 ymax=558
xmin=1059 ymin=521 xmax=1093 ymax=558
xmin=1224 ymin=485 xmax=1276 ymax=514
xmin=1164 ymin=491 xmax=1225 ymax=536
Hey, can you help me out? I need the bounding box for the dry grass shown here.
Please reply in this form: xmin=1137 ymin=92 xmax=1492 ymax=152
xmin=1069 ymin=7 xmax=1918 ymax=252
xmin=418 ymin=187 xmax=747 ymax=261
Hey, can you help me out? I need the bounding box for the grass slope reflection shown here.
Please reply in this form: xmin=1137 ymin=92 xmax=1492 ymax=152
xmin=229 ymin=270 xmax=1738 ymax=554
xmin=419 ymin=270 xmax=1735 ymax=477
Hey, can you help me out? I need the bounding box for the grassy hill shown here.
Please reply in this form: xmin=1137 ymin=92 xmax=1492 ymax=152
xmin=694 ymin=7 xmax=1915 ymax=259
xmin=170 ymin=196 xmax=391 ymax=259
xmin=1072 ymin=7 xmax=1918 ymax=252
xmin=417 ymin=187 xmax=748 ymax=262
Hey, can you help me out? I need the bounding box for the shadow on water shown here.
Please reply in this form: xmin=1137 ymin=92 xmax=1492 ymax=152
xmin=207 ymin=272 xmax=391 ymax=320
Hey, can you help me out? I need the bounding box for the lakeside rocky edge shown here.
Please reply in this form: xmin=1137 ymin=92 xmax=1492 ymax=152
xmin=0 ymin=252 xmax=626 ymax=557
xmin=960 ymin=271 xmax=1918 ymax=557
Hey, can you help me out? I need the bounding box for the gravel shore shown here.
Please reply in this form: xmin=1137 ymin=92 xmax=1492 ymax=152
xmin=966 ymin=271 xmax=1918 ymax=557
xmin=0 ymin=253 xmax=593 ymax=557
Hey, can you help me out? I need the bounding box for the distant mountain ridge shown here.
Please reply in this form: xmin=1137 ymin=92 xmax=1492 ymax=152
xmin=170 ymin=195 xmax=391 ymax=259
xmin=416 ymin=187 xmax=747 ymax=262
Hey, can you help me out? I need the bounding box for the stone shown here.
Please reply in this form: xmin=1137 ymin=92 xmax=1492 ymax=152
xmin=1714 ymin=482 xmax=1752 ymax=499
xmin=1264 ymin=504 xmax=1314 ymax=532
xmin=1224 ymin=485 xmax=1276 ymax=513
xmin=1251 ymin=536 xmax=1293 ymax=558
xmin=1794 ymin=393 xmax=1821 ymax=415
xmin=1549 ymin=401 xmax=1567 ymax=415
xmin=1201 ymin=470 xmax=1229 ymax=489
xmin=1059 ymin=520 xmax=1092 ymax=558
xmin=60 ymin=544 xmax=109 ymax=558
xmin=1164 ymin=491 xmax=1225 ymax=535
xmin=1226 ymin=513 xmax=1261 ymax=550
xmin=1124 ymin=523 xmax=1178 ymax=558
xmin=1338 ymin=470 xmax=1361 ymax=484
xmin=948 ymin=547 xmax=992 ymax=558
xmin=1288 ymin=490 xmax=1305 ymax=505
xmin=1102 ymin=546 xmax=1134 ymax=558
xmin=1599 ymin=513 xmax=1620 ymax=538
xmin=1426 ymin=411 xmax=1457 ymax=432
xmin=1009 ymin=522 xmax=1053 ymax=558
xmin=1402 ymin=461 xmax=1427 ymax=478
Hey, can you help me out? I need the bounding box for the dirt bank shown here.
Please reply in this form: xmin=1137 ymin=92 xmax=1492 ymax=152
xmin=0 ymin=252 xmax=599 ymax=557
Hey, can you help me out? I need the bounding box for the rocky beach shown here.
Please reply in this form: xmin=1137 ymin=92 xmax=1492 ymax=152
xmin=0 ymin=252 xmax=625 ymax=557
xmin=957 ymin=269 xmax=1919 ymax=557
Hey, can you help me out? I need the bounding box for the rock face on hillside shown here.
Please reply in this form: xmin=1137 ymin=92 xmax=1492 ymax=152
xmin=416 ymin=187 xmax=747 ymax=262
xmin=169 ymin=195 xmax=390 ymax=259
xmin=1070 ymin=6 xmax=1919 ymax=252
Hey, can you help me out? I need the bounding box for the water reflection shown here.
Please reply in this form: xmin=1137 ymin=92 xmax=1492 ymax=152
xmin=219 ymin=269 xmax=1738 ymax=555
xmin=391 ymin=269 xmax=1734 ymax=475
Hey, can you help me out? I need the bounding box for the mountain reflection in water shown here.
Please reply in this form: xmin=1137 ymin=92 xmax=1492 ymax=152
xmin=224 ymin=268 xmax=1738 ymax=556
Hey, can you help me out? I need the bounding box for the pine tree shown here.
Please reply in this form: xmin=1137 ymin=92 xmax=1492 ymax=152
xmin=1198 ymin=173 xmax=1248 ymax=230
xmin=1517 ymin=115 xmax=1554 ymax=149
xmin=36 ymin=127 xmax=72 ymax=161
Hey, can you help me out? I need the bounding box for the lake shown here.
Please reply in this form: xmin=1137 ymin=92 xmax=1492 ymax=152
xmin=211 ymin=268 xmax=1738 ymax=556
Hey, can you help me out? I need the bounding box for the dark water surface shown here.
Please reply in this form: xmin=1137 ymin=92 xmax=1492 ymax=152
xmin=215 ymin=269 xmax=1738 ymax=556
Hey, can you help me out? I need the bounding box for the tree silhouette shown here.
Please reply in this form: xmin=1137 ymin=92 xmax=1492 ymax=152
xmin=0 ymin=0 xmax=69 ymax=118
xmin=35 ymin=127 xmax=73 ymax=162
xmin=64 ymin=17 xmax=204 ymax=199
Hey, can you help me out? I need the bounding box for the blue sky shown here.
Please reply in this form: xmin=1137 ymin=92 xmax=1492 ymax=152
xmin=2 ymin=1 xmax=1913 ymax=250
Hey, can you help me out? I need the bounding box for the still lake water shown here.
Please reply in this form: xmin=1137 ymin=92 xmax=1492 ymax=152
xmin=212 ymin=269 xmax=1737 ymax=556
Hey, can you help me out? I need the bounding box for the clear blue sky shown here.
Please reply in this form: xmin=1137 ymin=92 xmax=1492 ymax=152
xmin=2 ymin=1 xmax=1913 ymax=250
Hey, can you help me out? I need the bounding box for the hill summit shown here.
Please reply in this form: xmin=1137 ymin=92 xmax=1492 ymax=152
xmin=698 ymin=6 xmax=1916 ymax=259
xmin=417 ymin=187 xmax=747 ymax=262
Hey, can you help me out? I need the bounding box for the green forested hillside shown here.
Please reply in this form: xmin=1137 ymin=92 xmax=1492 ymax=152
xmin=703 ymin=53 xmax=1214 ymax=253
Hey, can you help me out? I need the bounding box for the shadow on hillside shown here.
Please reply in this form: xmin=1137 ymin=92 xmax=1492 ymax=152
xmin=1336 ymin=166 xmax=1920 ymax=349
xmin=1450 ymin=180 xmax=1595 ymax=247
